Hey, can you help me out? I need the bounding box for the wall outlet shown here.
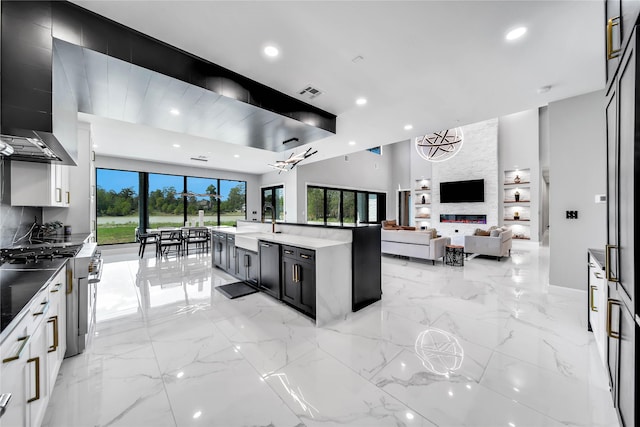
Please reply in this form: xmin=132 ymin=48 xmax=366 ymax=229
xmin=455 ymin=229 xmax=459 ymax=233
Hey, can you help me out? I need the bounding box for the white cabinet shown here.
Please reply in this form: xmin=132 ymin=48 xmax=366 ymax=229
xmin=588 ymin=253 xmax=607 ymax=367
xmin=0 ymin=267 xmax=67 ymax=427
xmin=10 ymin=161 xmax=70 ymax=208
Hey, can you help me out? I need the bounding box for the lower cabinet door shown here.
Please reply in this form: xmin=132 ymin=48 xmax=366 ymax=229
xmin=298 ymin=261 xmax=316 ymax=318
xmin=27 ymin=323 xmax=48 ymax=427
xmin=281 ymin=257 xmax=298 ymax=307
xmin=0 ymin=329 xmax=29 ymax=427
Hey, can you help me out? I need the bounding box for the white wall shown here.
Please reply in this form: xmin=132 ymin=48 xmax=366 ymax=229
xmin=96 ymin=155 xmax=261 ymax=222
xmin=295 ymin=148 xmax=394 ymax=222
xmin=498 ymin=110 xmax=540 ymax=241
xmin=548 ymin=90 xmax=606 ymax=290
xmin=418 ymin=119 xmax=499 ymax=237
xmin=386 ymin=140 xmax=413 ymax=221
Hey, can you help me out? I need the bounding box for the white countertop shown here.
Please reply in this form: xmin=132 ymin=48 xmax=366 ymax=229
xmin=235 ymin=232 xmax=346 ymax=251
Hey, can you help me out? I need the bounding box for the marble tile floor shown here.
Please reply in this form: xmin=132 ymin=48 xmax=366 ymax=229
xmin=42 ymin=241 xmax=619 ymax=427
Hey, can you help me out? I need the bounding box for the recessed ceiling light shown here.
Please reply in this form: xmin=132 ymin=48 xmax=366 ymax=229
xmin=264 ymin=45 xmax=279 ymax=57
xmin=172 ymin=144 xmax=181 ymax=148
xmin=404 ymin=124 xmax=413 ymax=130
xmin=233 ymin=154 xmax=240 ymax=158
xmin=506 ymin=27 xmax=527 ymax=41
xmin=170 ymin=108 xmax=180 ymax=116
xmin=348 ymin=141 xmax=356 ymax=146
xmin=355 ymin=97 xmax=367 ymax=106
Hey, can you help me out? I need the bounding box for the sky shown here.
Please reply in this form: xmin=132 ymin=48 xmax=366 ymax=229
xmin=97 ymin=169 xmax=244 ymax=199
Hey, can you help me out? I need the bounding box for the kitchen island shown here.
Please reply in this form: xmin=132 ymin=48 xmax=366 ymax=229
xmin=209 ymin=221 xmax=381 ymax=326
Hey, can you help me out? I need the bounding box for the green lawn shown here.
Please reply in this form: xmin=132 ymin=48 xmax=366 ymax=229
xmin=96 ymin=214 xmax=245 ymax=245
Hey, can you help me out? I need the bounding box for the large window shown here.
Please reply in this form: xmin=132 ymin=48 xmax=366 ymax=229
xmin=220 ymin=179 xmax=246 ymax=226
xmin=148 ymin=173 xmax=184 ymax=228
xmin=96 ymin=168 xmax=247 ymax=244
xmin=261 ymin=185 xmax=285 ymax=222
xmin=307 ymin=185 xmax=385 ymax=226
xmin=96 ymin=169 xmax=140 ymax=245
xmin=186 ymin=177 xmax=218 ymax=226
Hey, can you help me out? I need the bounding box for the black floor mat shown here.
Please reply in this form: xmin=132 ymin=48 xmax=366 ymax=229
xmin=215 ymin=281 xmax=259 ymax=299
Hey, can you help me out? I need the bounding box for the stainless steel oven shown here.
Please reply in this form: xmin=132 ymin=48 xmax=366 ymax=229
xmin=65 ymin=242 xmax=102 ymax=357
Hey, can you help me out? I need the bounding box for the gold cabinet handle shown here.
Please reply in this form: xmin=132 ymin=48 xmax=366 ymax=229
xmin=66 ymin=191 xmax=70 ymax=204
xmin=588 ymin=262 xmax=596 ymax=268
xmin=50 ymin=282 xmax=62 ymax=293
xmin=605 ymin=244 xmax=619 ymax=282
xmin=55 ymin=187 xmax=62 ymax=203
xmin=67 ymin=269 xmax=73 ymax=295
xmin=594 ymin=272 xmax=603 ymax=279
xmin=33 ymin=300 xmax=50 ymax=316
xmin=607 ymin=16 xmax=621 ymax=60
xmin=47 ymin=316 xmax=59 ymax=353
xmin=590 ymin=286 xmax=598 ymax=312
xmin=2 ymin=336 xmax=30 ymax=363
xmin=607 ymin=298 xmax=622 ymax=339
xmin=27 ymin=357 xmax=40 ymax=403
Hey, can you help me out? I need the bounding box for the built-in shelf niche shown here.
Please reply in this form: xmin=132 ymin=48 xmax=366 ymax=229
xmin=502 ymin=168 xmax=531 ymax=239
xmin=413 ymin=178 xmax=432 ymax=228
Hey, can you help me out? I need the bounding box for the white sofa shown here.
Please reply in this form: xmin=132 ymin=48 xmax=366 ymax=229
xmin=464 ymin=228 xmax=512 ymax=260
xmin=381 ymin=229 xmax=451 ymax=264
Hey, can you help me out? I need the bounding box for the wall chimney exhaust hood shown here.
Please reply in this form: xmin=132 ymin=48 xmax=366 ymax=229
xmin=0 ymin=129 xmax=76 ymax=164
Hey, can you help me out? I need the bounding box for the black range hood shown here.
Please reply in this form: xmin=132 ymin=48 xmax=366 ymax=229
xmin=1 ymin=1 xmax=78 ymax=166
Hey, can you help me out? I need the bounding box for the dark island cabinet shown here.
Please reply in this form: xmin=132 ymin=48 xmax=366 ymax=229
xmin=237 ymin=248 xmax=258 ymax=285
xmin=212 ymin=232 xmax=227 ymax=269
xmin=226 ymin=234 xmax=237 ymax=275
xmin=281 ymin=245 xmax=316 ymax=319
xmin=258 ymin=241 xmax=281 ymax=299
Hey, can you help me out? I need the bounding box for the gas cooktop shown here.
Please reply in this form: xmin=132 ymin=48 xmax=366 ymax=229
xmin=0 ymin=244 xmax=82 ymax=266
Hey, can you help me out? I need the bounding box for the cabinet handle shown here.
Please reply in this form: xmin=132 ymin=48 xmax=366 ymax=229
xmin=2 ymin=336 xmax=30 ymax=363
xmin=55 ymin=187 xmax=62 ymax=203
xmin=607 ymin=16 xmax=621 ymax=60
xmin=67 ymin=269 xmax=73 ymax=295
xmin=590 ymin=286 xmax=598 ymax=312
xmin=47 ymin=316 xmax=59 ymax=353
xmin=292 ymin=264 xmax=298 ymax=282
xmin=588 ymin=262 xmax=596 ymax=268
xmin=606 ymin=299 xmax=622 ymax=339
xmin=300 ymin=253 xmax=311 ymax=260
xmin=33 ymin=300 xmax=50 ymax=316
xmin=0 ymin=393 xmax=12 ymax=414
xmin=27 ymin=357 xmax=40 ymax=403
xmin=594 ymin=272 xmax=603 ymax=279
xmin=260 ymin=243 xmax=271 ymax=248
xmin=284 ymin=249 xmax=294 ymax=255
xmin=244 ymin=254 xmax=250 ymax=268
xmin=50 ymin=282 xmax=62 ymax=293
xmin=66 ymin=191 xmax=70 ymax=204
xmin=605 ymin=244 xmax=619 ymax=282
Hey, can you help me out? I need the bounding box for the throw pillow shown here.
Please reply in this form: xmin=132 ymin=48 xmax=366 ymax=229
xmin=490 ymin=229 xmax=501 ymax=237
xmin=475 ymin=228 xmax=490 ymax=236
xmin=401 ymin=226 xmax=416 ymax=231
xmin=431 ymin=228 xmax=438 ymax=239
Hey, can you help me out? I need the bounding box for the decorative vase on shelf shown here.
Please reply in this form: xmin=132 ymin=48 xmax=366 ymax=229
xmin=421 ymin=195 xmax=426 ymax=204
xmin=514 ymin=211 xmax=520 ymax=220
xmin=514 ymin=191 xmax=520 ymax=202
xmin=514 ymin=175 xmax=521 ymax=184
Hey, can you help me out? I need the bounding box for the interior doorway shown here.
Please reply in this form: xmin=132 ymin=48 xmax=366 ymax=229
xmin=398 ymin=190 xmax=411 ymax=226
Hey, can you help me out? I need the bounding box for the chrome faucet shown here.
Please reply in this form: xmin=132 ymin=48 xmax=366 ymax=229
xmin=262 ymin=203 xmax=276 ymax=233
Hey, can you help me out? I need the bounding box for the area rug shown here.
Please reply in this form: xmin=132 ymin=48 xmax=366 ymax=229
xmin=215 ymin=282 xmax=259 ymax=299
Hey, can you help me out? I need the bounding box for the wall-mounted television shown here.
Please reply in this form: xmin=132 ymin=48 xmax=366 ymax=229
xmin=439 ymin=179 xmax=484 ymax=203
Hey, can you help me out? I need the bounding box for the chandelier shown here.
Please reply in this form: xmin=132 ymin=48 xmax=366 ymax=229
xmin=415 ymin=128 xmax=464 ymax=162
xmin=268 ymin=147 xmax=317 ymax=174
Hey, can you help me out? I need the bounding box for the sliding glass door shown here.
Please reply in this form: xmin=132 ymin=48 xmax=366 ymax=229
xmin=148 ymin=173 xmax=184 ymax=228
xmin=96 ymin=169 xmax=140 ymax=244
xmin=307 ymin=185 xmax=385 ymax=226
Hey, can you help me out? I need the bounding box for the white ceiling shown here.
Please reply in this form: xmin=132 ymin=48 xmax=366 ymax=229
xmin=72 ymin=0 xmax=605 ymax=174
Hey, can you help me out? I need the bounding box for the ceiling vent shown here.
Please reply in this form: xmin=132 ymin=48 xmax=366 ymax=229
xmin=190 ymin=156 xmax=208 ymax=162
xmin=299 ymin=85 xmax=323 ymax=99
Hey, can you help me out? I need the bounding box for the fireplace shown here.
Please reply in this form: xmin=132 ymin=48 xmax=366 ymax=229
xmin=440 ymin=214 xmax=487 ymax=224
